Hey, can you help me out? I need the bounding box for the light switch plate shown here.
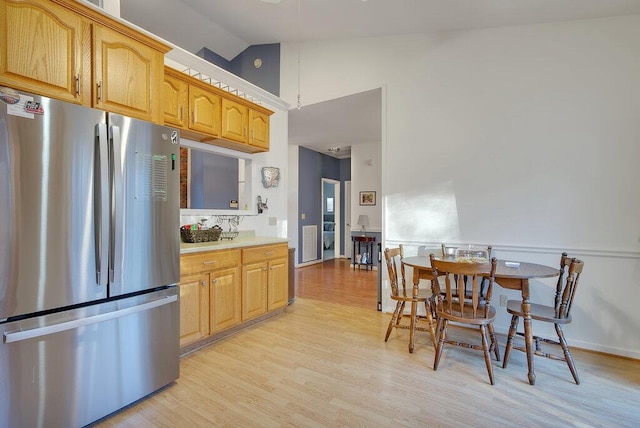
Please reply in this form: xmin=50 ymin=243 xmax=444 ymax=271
xmin=269 ymin=217 xmax=277 ymax=226
xmin=301 ymin=213 xmax=306 ymax=219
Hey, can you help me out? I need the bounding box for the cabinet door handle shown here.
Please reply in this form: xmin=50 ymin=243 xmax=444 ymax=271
xmin=180 ymin=106 xmax=184 ymax=121
xmin=201 ymin=281 xmax=207 ymax=286
xmin=251 ymin=129 xmax=255 ymax=141
xmin=75 ymin=74 xmax=80 ymax=96
xmin=97 ymin=81 xmax=103 ymax=102
xmin=212 ymin=278 xmax=218 ymax=284
xmin=262 ymin=267 xmax=267 ymax=271
xmin=203 ymin=260 xmax=217 ymax=265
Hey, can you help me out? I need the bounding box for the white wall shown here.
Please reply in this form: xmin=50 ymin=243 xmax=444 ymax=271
xmin=350 ymin=142 xmax=382 ymax=234
xmin=280 ymin=15 xmax=640 ymax=358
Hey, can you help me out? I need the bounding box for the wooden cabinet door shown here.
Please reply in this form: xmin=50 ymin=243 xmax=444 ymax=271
xmin=249 ymin=109 xmax=270 ymax=151
xmin=210 ymin=267 xmax=241 ymax=332
xmin=189 ymin=85 xmax=220 ymax=136
xmin=268 ymin=257 xmax=288 ymax=311
xmin=221 ymin=98 xmax=248 ymax=144
xmin=0 ymin=0 xmax=90 ymax=104
xmin=163 ymin=72 xmax=188 ymax=128
xmin=242 ymin=261 xmax=267 ymax=321
xmin=178 ymin=273 xmax=210 ymax=347
xmin=93 ymin=24 xmax=163 ymax=122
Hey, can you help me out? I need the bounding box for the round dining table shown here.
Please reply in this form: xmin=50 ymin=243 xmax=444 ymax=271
xmin=401 ymin=255 xmax=559 ymax=385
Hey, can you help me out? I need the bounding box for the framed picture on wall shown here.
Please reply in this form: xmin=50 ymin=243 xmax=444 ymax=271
xmin=359 ymin=191 xmax=376 ymax=206
xmin=326 ymin=197 xmax=334 ymax=212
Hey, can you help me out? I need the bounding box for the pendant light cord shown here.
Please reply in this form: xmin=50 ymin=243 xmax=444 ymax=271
xmin=297 ymin=0 xmax=302 ymax=109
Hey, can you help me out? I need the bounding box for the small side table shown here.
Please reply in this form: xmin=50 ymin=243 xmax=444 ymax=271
xmin=352 ymin=236 xmax=376 ymax=270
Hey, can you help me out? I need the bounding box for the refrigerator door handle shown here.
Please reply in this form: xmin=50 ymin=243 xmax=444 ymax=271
xmin=95 ymin=123 xmax=109 ymax=286
xmin=3 ymin=295 xmax=177 ymax=344
xmin=109 ymin=124 xmax=124 ymax=285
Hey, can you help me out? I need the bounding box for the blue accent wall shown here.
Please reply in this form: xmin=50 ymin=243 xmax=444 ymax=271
xmin=231 ymin=44 xmax=280 ymax=96
xmin=340 ymin=157 xmax=351 ymax=256
xmin=197 ymin=44 xmax=280 ymax=96
xmin=298 ymin=149 xmax=353 ymax=262
xmin=190 ymin=151 xmax=239 ymax=210
xmin=298 ymin=147 xmax=323 ymax=262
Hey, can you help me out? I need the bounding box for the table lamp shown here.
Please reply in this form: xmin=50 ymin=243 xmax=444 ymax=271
xmin=357 ymin=215 xmax=369 ymax=236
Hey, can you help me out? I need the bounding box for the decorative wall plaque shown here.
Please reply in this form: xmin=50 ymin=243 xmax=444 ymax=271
xmin=261 ymin=167 xmax=280 ymax=188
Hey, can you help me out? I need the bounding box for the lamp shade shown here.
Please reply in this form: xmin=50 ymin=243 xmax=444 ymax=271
xmin=357 ymin=215 xmax=369 ymax=227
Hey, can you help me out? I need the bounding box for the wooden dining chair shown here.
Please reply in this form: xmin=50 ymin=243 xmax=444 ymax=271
xmin=384 ymin=246 xmax=437 ymax=350
xmin=430 ymin=254 xmax=500 ymax=385
xmin=440 ymin=243 xmax=493 ymax=299
xmin=502 ymin=253 xmax=584 ymax=384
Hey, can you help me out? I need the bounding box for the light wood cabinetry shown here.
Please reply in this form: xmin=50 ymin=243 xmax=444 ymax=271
xmin=163 ymin=66 xmax=273 ymax=153
xmin=221 ymin=97 xmax=249 ymax=143
xmin=0 ymin=0 xmax=91 ymax=104
xmin=178 ymin=273 xmax=209 ymax=346
xmin=179 ymin=242 xmax=288 ymax=348
xmin=189 ymin=84 xmax=221 ymax=136
xmin=92 ymin=24 xmax=164 ymax=123
xmin=242 ymin=243 xmax=289 ymax=321
xmin=0 ymin=0 xmax=169 ymax=123
xmin=249 ymin=108 xmax=270 ymax=150
xmin=163 ymin=71 xmax=188 ymax=128
xmin=179 ymin=249 xmax=241 ymax=347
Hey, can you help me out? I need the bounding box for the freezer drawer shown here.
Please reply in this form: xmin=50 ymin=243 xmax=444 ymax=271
xmin=0 ymin=287 xmax=179 ymax=428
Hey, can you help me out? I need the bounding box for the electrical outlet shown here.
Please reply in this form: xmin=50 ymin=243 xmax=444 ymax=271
xmin=500 ymin=295 xmax=508 ymax=307
xmin=269 ymin=217 xmax=277 ymax=226
xmin=301 ymin=213 xmax=306 ymax=220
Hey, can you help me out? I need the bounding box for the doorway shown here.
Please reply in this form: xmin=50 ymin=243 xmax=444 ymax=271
xmin=322 ymin=178 xmax=340 ymax=260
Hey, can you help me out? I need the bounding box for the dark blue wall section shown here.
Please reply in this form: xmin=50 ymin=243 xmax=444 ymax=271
xmin=197 ymin=44 xmax=280 ymax=97
xmin=196 ymin=47 xmax=233 ymax=72
xmin=298 ymin=149 xmax=355 ymax=263
xmin=298 ymin=147 xmax=323 ymax=262
xmin=190 ymin=151 xmax=239 ymax=209
xmin=231 ymin=44 xmax=280 ymax=96
xmin=340 ymin=157 xmax=351 ymax=256
xmin=321 ymin=154 xmax=340 ymax=180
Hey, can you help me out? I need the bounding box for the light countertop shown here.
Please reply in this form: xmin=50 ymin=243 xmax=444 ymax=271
xmin=180 ymin=235 xmax=290 ymax=254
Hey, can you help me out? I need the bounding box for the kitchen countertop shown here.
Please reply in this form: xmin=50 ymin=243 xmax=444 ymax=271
xmin=180 ymin=236 xmax=290 ymax=254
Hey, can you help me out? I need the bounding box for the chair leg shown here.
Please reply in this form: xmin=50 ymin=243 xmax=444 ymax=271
xmin=424 ymin=300 xmax=437 ymax=347
xmin=384 ymin=301 xmax=403 ymax=342
xmin=397 ymin=301 xmax=406 ymax=327
xmin=480 ymin=324 xmax=495 ymax=385
xmin=555 ymin=323 xmax=580 ymax=385
xmin=433 ymin=318 xmax=447 ymax=371
xmin=488 ymin=323 xmax=500 ymax=362
xmin=502 ymin=315 xmax=519 ymax=369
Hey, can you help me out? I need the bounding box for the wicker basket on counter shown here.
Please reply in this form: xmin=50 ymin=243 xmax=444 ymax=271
xmin=180 ymin=225 xmax=222 ymax=243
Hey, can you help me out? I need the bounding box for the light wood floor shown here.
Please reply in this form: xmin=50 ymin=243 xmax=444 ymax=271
xmin=94 ymin=259 xmax=640 ymax=427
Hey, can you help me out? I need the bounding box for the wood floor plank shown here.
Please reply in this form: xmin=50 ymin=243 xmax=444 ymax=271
xmin=92 ymin=259 xmax=640 ymax=427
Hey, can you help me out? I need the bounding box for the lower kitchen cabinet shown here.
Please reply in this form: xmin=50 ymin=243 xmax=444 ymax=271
xmin=178 ymin=273 xmax=209 ymax=347
xmin=179 ymin=242 xmax=288 ymax=348
xmin=178 ymin=249 xmax=240 ymax=347
xmin=242 ymin=243 xmax=289 ymax=321
xmin=210 ymin=266 xmax=241 ymax=332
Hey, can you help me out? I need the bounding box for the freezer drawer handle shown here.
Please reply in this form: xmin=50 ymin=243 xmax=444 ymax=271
xmin=3 ymin=295 xmax=177 ymax=344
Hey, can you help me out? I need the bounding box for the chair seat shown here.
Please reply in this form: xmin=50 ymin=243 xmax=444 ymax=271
xmin=390 ymin=288 xmax=432 ymax=302
xmin=438 ymin=302 xmax=496 ymax=325
xmin=506 ymin=300 xmax=572 ymax=324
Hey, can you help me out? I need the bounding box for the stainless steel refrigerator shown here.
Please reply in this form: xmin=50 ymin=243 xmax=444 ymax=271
xmin=0 ymin=90 xmax=180 ymax=427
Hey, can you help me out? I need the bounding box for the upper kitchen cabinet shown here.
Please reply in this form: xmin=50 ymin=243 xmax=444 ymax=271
xmin=163 ymin=69 xmax=188 ymax=128
xmin=188 ymin=84 xmax=221 ymax=136
xmin=221 ymin=97 xmax=249 ymax=144
xmin=0 ymin=0 xmax=169 ymax=123
xmin=164 ymin=66 xmax=274 ymax=153
xmin=93 ymin=24 xmax=164 ymax=123
xmin=249 ymin=108 xmax=270 ymax=151
xmin=0 ymin=0 xmax=91 ymax=104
